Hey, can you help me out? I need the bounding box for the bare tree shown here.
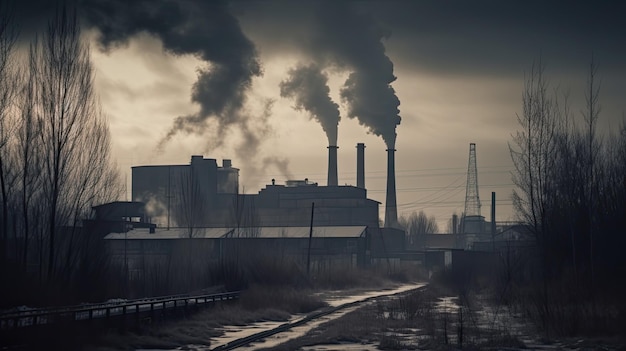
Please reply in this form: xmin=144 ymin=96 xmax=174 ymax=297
xmin=173 ymin=170 xmax=207 ymax=238
xmin=36 ymin=6 xmax=89 ymax=279
xmin=506 ymin=58 xmax=626 ymax=336
xmin=582 ymin=57 xmax=601 ymax=294
xmin=16 ymin=41 xmax=42 ymax=272
xmin=230 ymin=191 xmax=260 ymax=238
xmin=0 ymin=1 xmax=18 ymax=263
xmin=167 ymin=169 xmax=209 ymax=291
xmin=509 ymin=60 xmax=560 ymax=240
xmin=60 ymin=111 xmax=121 ymax=282
xmin=509 ymin=60 xmax=562 ymax=334
xmin=399 ymin=210 xmax=439 ymax=248
xmin=29 ymin=5 xmax=121 ymax=281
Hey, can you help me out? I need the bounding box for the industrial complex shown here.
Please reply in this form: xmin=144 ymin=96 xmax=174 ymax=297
xmin=96 ymin=142 xmax=530 ymax=281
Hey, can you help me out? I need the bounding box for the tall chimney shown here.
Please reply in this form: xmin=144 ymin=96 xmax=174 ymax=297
xmin=452 ymin=214 xmax=458 ymax=234
xmin=327 ymin=145 xmax=338 ymax=186
xmin=384 ymin=148 xmax=398 ymax=228
xmin=356 ymin=143 xmax=365 ymax=188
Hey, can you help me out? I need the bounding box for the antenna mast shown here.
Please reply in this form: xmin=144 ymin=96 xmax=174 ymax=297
xmin=463 ymin=143 xmax=481 ymax=217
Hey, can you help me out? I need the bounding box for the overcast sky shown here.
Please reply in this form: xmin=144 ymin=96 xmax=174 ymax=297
xmin=14 ymin=0 xmax=626 ymax=229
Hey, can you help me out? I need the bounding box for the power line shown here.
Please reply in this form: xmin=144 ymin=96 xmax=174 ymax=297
xmin=244 ymin=166 xmax=513 ymax=180
xmin=368 ymin=183 xmax=515 ymax=193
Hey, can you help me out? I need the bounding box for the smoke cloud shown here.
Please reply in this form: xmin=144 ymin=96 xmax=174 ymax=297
xmin=310 ymin=2 xmax=401 ymax=148
xmin=235 ymin=99 xmax=293 ymax=186
xmin=262 ymin=156 xmax=294 ymax=180
xmin=279 ymin=63 xmax=340 ymax=146
xmin=82 ymin=0 xmax=262 ymax=149
xmin=234 ymin=98 xmax=273 ymax=162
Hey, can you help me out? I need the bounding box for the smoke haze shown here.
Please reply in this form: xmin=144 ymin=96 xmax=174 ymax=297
xmin=279 ymin=63 xmax=340 ymax=146
xmin=82 ymin=0 xmax=263 ymax=149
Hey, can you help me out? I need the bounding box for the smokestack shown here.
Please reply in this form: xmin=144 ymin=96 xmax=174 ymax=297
xmin=384 ymin=148 xmax=398 ymax=228
xmin=452 ymin=214 xmax=458 ymax=234
xmin=356 ymin=143 xmax=365 ymax=188
xmin=327 ymin=145 xmax=338 ymax=186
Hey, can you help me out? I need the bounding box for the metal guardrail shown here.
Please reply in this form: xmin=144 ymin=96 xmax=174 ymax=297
xmin=0 ymin=291 xmax=240 ymax=330
xmin=0 ymin=291 xmax=198 ymax=317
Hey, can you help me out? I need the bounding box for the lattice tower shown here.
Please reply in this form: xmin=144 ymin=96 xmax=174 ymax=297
xmin=464 ymin=143 xmax=481 ymax=216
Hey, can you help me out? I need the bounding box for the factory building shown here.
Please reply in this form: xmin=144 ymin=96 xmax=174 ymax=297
xmin=105 ymin=226 xmax=369 ymax=281
xmin=105 ymin=144 xmax=405 ymax=275
xmin=131 ymin=155 xmax=381 ymax=229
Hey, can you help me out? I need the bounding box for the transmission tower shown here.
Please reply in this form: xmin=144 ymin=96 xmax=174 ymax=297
xmin=463 ymin=143 xmax=481 ymax=217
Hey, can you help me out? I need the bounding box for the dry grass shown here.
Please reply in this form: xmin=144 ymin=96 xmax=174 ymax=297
xmin=240 ymin=285 xmax=327 ymax=314
xmin=82 ymin=262 xmax=424 ymax=350
xmin=258 ymin=283 xmax=536 ymax=351
xmin=259 ymin=287 xmax=440 ymax=351
xmin=84 ymin=285 xmax=328 ymax=350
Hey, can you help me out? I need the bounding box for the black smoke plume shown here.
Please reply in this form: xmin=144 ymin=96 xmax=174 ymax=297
xmin=279 ymin=63 xmax=340 ymax=146
xmin=311 ymin=2 xmax=401 ymax=148
xmin=82 ymin=0 xmax=262 ymax=148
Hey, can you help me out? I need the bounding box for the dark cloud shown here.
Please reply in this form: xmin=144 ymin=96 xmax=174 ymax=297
xmin=280 ymin=63 xmax=340 ymax=146
xmin=12 ymin=0 xmax=625 ymax=143
xmin=8 ymin=0 xmax=58 ymax=40
xmin=236 ymin=0 xmax=626 ymax=77
xmin=80 ymin=0 xmax=263 ymax=150
xmin=358 ymin=1 xmax=626 ymax=77
xmin=235 ymin=0 xmax=625 ymax=130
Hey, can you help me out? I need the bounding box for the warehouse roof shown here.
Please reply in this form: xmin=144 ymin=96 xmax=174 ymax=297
xmin=104 ymin=226 xmax=367 ymax=240
xmin=226 ymin=226 xmax=367 ymax=239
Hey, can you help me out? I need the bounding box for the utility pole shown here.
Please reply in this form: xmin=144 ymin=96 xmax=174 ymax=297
xmin=167 ymin=166 xmax=171 ymax=230
xmin=491 ymin=192 xmax=496 ymax=252
xmin=307 ymin=202 xmax=315 ymax=277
